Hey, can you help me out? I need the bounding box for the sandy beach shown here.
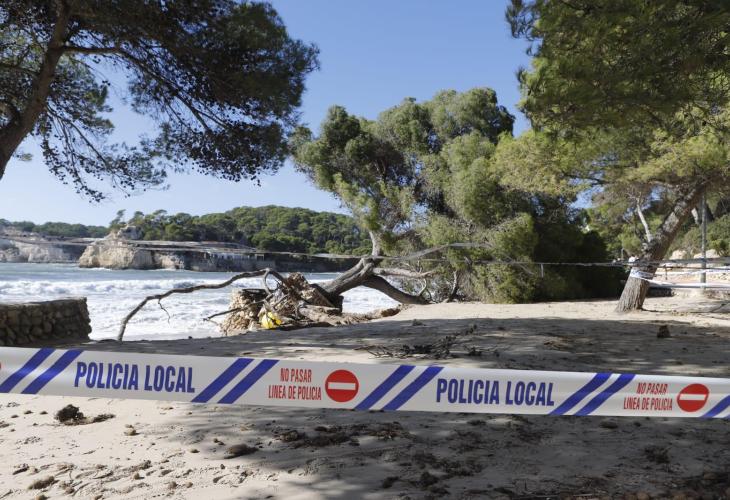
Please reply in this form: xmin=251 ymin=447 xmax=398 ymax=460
xmin=1 ymin=296 xmax=729 ymax=499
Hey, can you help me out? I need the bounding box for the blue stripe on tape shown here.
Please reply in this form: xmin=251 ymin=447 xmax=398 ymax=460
xmin=21 ymin=350 xmax=82 ymax=395
xmin=355 ymin=365 xmax=415 ymax=410
xmin=382 ymin=366 xmax=443 ymax=411
xmin=218 ymin=359 xmax=278 ymax=404
xmin=701 ymin=395 xmax=730 ymax=419
xmin=0 ymin=348 xmax=55 ymax=393
xmin=191 ymin=358 xmax=253 ymax=403
xmin=550 ymin=372 xmax=611 ymax=416
xmin=574 ymin=373 xmax=635 ymax=416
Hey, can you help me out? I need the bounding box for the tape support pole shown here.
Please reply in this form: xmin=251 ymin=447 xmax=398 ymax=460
xmin=0 ymin=347 xmax=728 ymax=419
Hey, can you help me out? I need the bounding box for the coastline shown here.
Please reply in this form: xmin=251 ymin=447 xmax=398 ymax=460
xmin=1 ymin=297 xmax=729 ymax=499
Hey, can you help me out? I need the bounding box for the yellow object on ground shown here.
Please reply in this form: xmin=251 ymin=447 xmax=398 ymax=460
xmin=259 ymin=310 xmax=282 ymax=329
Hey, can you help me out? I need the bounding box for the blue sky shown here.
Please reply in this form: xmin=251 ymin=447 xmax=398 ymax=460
xmin=0 ymin=1 xmax=530 ymax=226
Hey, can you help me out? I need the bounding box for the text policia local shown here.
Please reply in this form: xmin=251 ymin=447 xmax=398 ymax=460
xmin=74 ymin=362 xmax=195 ymax=393
xmin=436 ymin=378 xmax=555 ymax=406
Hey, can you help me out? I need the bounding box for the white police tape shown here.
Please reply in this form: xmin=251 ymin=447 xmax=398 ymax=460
xmin=0 ymin=347 xmax=728 ymax=419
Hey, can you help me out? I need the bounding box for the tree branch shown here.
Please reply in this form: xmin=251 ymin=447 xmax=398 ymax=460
xmin=362 ymin=275 xmax=428 ymax=305
xmin=375 ymin=268 xmax=436 ymax=279
xmin=118 ymin=268 xmax=283 ymax=340
xmin=635 ymin=200 xmax=652 ymax=243
xmin=62 ymin=45 xmax=122 ymax=54
xmin=0 ymin=0 xmax=71 ymax=179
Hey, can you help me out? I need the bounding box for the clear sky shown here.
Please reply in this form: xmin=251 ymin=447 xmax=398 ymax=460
xmin=0 ymin=1 xmax=530 ymax=226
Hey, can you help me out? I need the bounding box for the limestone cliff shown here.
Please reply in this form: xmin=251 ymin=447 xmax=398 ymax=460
xmin=78 ymin=225 xmax=350 ymax=272
xmin=0 ymin=229 xmax=84 ymax=263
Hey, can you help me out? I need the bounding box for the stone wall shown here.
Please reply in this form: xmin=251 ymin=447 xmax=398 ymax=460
xmin=0 ymin=298 xmax=91 ymax=346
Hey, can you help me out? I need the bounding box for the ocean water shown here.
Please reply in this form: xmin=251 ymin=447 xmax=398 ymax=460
xmin=0 ymin=263 xmax=397 ymax=341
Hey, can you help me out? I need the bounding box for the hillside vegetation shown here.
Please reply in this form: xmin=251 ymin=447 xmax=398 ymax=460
xmin=2 ymin=206 xmax=370 ymax=256
xmin=111 ymin=206 xmax=371 ymax=255
xmin=0 ymin=219 xmax=108 ymax=238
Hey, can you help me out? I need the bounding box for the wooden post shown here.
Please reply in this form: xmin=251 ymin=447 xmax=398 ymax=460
xmin=701 ymin=191 xmax=707 ymax=290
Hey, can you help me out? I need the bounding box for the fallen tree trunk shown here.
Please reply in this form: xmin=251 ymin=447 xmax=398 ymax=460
xmin=118 ymin=232 xmax=429 ymax=339
xmin=118 ymin=269 xmax=284 ymax=340
xmin=314 ymin=232 xmax=427 ymax=305
xmin=616 ymin=183 xmax=706 ymax=313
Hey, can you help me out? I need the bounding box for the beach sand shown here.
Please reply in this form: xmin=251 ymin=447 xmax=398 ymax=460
xmin=1 ymin=296 xmax=729 ymax=499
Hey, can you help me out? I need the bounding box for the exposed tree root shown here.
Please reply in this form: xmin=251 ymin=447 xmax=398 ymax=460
xmin=118 ymin=255 xmax=422 ymax=339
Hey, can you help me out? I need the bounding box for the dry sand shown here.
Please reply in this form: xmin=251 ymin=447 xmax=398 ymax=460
xmin=1 ymin=296 xmax=729 ymax=499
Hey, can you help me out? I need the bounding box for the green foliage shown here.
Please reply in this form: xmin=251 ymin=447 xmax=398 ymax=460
xmin=676 ymin=214 xmax=730 ymax=257
xmin=119 ymin=205 xmax=369 ymax=255
xmin=0 ymin=1 xmax=318 ymax=199
xmin=507 ymin=0 xmax=730 ymax=132
xmin=0 ymin=219 xmax=107 ymax=238
xmin=293 ymin=88 xmax=618 ymax=302
xmin=494 ymin=104 xmax=730 ymax=261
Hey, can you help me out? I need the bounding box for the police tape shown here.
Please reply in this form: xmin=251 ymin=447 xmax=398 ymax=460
xmin=0 ymin=347 xmax=729 ymax=419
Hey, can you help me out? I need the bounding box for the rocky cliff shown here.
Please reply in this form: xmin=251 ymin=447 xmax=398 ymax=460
xmin=79 ymin=226 xmax=353 ymax=272
xmin=0 ymin=229 xmax=84 ymax=263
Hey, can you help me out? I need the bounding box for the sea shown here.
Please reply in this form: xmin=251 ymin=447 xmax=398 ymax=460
xmin=0 ymin=263 xmax=397 ymax=341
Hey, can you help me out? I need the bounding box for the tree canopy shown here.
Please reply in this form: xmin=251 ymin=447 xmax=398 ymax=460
xmin=292 ymin=88 xmax=620 ymax=302
xmin=507 ymin=0 xmax=730 ymax=131
xmin=111 ymin=205 xmax=370 ymax=255
xmin=504 ymin=1 xmax=730 ymax=310
xmin=0 ymin=0 xmax=318 ymax=200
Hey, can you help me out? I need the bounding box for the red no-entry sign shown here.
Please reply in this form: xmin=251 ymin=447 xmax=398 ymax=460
xmin=325 ymin=369 xmax=359 ymax=402
xmin=677 ymin=383 xmax=709 ymax=412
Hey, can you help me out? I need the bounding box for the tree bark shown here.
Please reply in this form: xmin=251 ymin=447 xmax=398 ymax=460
xmin=316 ymin=231 xmax=427 ymax=305
xmin=362 ymin=276 xmax=427 ymax=305
xmin=691 ymin=203 xmax=715 ymax=225
xmin=0 ymin=2 xmax=70 ymax=179
xmin=616 ymin=184 xmax=706 ymax=312
xmin=636 ymin=202 xmax=652 ymax=243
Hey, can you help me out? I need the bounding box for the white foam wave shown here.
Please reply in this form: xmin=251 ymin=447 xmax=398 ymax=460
xmin=0 ymin=264 xmax=397 ymax=341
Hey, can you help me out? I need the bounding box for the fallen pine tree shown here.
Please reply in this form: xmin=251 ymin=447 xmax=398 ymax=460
xmin=117 ymin=233 xmax=441 ymax=340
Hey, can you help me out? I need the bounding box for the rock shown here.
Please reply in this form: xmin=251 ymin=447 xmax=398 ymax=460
xmin=224 ymin=443 xmax=258 ymax=459
xmin=693 ymin=249 xmax=719 ymax=260
xmin=278 ymin=430 xmax=304 ymax=443
xmin=644 ymin=445 xmax=670 ymax=464
xmin=418 ymin=471 xmax=439 ymax=489
xmin=600 ymin=419 xmax=618 ymax=429
xmin=382 ymin=476 xmax=399 ymax=489
xmin=636 ymin=492 xmax=651 ymax=500
xmin=124 ymin=427 xmax=138 ymax=436
xmin=27 ymin=476 xmax=55 ymax=490
xmin=167 ymin=481 xmax=177 ymax=490
xmin=669 ymin=249 xmax=689 ymax=262
xmin=13 ymin=464 xmax=29 ymax=475
xmin=189 ymin=448 xmax=199 ymax=453
xmin=55 ymin=404 xmax=84 ymax=423
xmin=657 ymin=325 xmax=671 ymax=339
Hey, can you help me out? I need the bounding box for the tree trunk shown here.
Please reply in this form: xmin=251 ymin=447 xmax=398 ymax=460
xmin=616 ymin=184 xmax=706 ymax=312
xmin=0 ymin=3 xmax=70 ymax=180
xmin=316 ymin=231 xmax=427 ymax=305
